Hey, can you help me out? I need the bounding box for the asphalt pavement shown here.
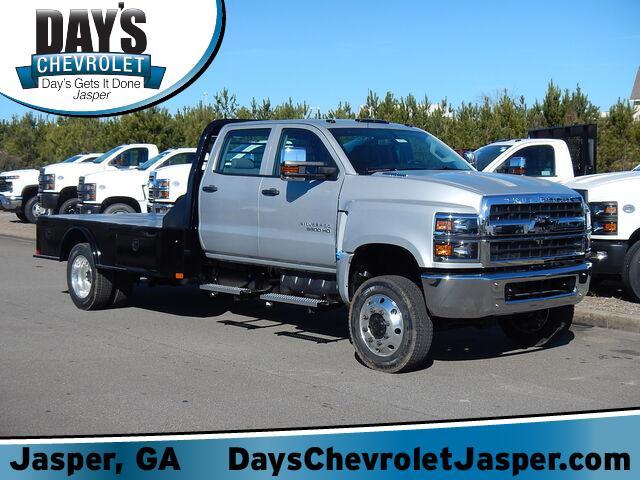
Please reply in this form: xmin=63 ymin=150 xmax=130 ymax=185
xmin=0 ymin=235 xmax=638 ymax=436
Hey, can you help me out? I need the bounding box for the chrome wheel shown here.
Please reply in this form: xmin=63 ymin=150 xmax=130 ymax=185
xmin=32 ymin=201 xmax=46 ymax=218
xmin=358 ymin=294 xmax=404 ymax=357
xmin=70 ymin=255 xmax=93 ymax=299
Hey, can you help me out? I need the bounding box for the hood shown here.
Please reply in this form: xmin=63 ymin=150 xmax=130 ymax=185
xmin=562 ymin=171 xmax=640 ymax=189
xmin=83 ymin=168 xmax=148 ymax=185
xmin=44 ymin=162 xmax=107 ymax=175
xmin=153 ymin=163 xmax=192 ymax=180
xmin=377 ymin=170 xmax=575 ymax=196
xmin=1 ymin=168 xmax=39 ymax=177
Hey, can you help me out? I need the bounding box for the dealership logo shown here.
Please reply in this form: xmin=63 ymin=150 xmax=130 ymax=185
xmin=0 ymin=0 xmax=225 ymax=116
xmin=16 ymin=4 xmax=165 ymax=91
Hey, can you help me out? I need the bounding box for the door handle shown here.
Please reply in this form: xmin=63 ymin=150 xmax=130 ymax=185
xmin=202 ymin=185 xmax=218 ymax=193
xmin=261 ymin=188 xmax=280 ymax=197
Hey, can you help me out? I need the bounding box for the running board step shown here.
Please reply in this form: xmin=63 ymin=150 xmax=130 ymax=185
xmin=259 ymin=293 xmax=329 ymax=308
xmin=200 ymin=284 xmax=252 ymax=295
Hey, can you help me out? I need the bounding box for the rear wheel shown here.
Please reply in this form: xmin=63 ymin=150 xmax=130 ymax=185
xmin=59 ymin=198 xmax=80 ymax=215
xmin=67 ymin=243 xmax=114 ymax=310
xmin=103 ymin=203 xmax=136 ymax=214
xmin=349 ymin=275 xmax=433 ymax=373
xmin=499 ymin=305 xmax=574 ymax=348
xmin=622 ymin=241 xmax=640 ymax=302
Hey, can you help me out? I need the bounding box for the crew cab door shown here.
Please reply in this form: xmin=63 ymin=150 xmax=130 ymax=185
xmin=198 ymin=127 xmax=274 ymax=258
xmin=258 ymin=126 xmax=343 ymax=268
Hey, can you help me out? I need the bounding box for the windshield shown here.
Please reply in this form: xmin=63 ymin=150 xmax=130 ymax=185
xmin=93 ymin=146 xmax=124 ymax=164
xmin=62 ymin=154 xmax=83 ymax=163
xmin=633 ymin=164 xmax=640 ymax=172
xmin=138 ymin=150 xmax=173 ymax=170
xmin=474 ymin=144 xmax=512 ymax=171
xmin=328 ymin=128 xmax=472 ymax=174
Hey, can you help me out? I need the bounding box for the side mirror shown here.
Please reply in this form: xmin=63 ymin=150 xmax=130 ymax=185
xmin=506 ymin=157 xmax=526 ymax=175
xmin=280 ymin=161 xmax=338 ymax=181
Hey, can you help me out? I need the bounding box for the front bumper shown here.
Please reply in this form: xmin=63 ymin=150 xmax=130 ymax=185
xmin=78 ymin=203 xmax=102 ymax=214
xmin=0 ymin=194 xmax=22 ymax=211
xmin=147 ymin=202 xmax=173 ymax=214
xmin=421 ymin=262 xmax=591 ymax=319
xmin=591 ymin=239 xmax=626 ymax=276
xmin=39 ymin=192 xmax=60 ymax=210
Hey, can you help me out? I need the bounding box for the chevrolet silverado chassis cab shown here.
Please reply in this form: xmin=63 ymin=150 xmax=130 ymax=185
xmin=36 ymin=119 xmax=592 ymax=373
xmin=564 ymin=171 xmax=640 ymax=301
xmin=1 ymin=153 xmax=101 ymax=223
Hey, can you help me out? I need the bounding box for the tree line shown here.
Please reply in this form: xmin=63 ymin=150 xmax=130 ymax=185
xmin=1 ymin=82 xmax=638 ymax=172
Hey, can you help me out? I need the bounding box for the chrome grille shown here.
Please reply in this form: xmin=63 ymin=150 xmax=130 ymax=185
xmin=484 ymin=195 xmax=588 ymax=265
xmin=490 ymin=234 xmax=586 ymax=262
xmin=0 ymin=177 xmax=11 ymax=192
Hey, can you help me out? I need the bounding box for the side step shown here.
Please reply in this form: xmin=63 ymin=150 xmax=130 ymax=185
xmin=259 ymin=293 xmax=330 ymax=308
xmin=200 ymin=284 xmax=252 ymax=295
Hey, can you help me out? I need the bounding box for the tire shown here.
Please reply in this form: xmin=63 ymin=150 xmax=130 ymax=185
xmin=59 ymin=198 xmax=80 ymax=215
xmin=622 ymin=241 xmax=640 ymax=302
xmin=23 ymin=195 xmax=42 ymax=224
xmin=349 ymin=275 xmax=433 ymax=373
xmin=499 ymin=305 xmax=574 ymax=348
xmin=103 ymin=203 xmax=136 ymax=215
xmin=67 ymin=243 xmax=115 ymax=310
xmin=15 ymin=212 xmax=28 ymax=222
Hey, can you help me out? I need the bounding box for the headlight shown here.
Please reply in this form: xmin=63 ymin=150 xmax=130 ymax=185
xmin=3 ymin=175 xmax=19 ymax=180
xmin=589 ymin=201 xmax=617 ymax=235
xmin=80 ymin=183 xmax=97 ymax=201
xmin=158 ymin=179 xmax=170 ymax=199
xmin=42 ymin=173 xmax=55 ymax=190
xmin=433 ymin=213 xmax=480 ymax=261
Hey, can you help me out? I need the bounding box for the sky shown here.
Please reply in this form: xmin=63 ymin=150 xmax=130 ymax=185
xmin=0 ymin=0 xmax=638 ymax=119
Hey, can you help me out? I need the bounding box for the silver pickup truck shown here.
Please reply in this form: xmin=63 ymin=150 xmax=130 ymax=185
xmin=36 ymin=119 xmax=591 ymax=372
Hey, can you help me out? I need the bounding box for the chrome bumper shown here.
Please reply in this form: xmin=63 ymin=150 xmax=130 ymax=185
xmin=421 ymin=262 xmax=591 ymax=319
xmin=0 ymin=194 xmax=22 ymax=211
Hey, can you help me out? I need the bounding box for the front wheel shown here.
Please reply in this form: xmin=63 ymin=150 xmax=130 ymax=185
xmin=499 ymin=305 xmax=574 ymax=348
xmin=59 ymin=198 xmax=80 ymax=215
xmin=103 ymin=203 xmax=136 ymax=215
xmin=349 ymin=275 xmax=433 ymax=373
xmin=622 ymin=241 xmax=640 ymax=302
xmin=67 ymin=243 xmax=115 ymax=310
xmin=23 ymin=195 xmax=44 ymax=224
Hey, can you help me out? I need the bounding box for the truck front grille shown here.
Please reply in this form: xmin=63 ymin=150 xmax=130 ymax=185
xmin=484 ymin=195 xmax=588 ymax=265
xmin=490 ymin=234 xmax=587 ymax=262
xmin=0 ymin=177 xmax=11 ymax=192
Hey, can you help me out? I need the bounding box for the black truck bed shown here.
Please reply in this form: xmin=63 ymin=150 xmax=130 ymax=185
xmin=36 ymin=212 xmax=199 ymax=279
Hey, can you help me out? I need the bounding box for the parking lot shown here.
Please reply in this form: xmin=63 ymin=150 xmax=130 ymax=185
xmin=0 ymin=221 xmax=638 ymax=436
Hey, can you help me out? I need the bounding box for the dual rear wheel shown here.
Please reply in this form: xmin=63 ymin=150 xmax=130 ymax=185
xmin=67 ymin=243 xmax=134 ymax=310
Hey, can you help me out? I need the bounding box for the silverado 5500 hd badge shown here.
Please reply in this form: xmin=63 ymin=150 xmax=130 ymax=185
xmin=0 ymin=0 xmax=225 ymax=116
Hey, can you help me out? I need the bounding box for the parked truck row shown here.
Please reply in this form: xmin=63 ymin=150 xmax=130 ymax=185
xmin=36 ymin=118 xmax=597 ymax=372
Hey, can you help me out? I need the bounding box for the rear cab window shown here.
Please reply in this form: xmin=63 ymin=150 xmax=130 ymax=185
xmin=216 ymin=129 xmax=271 ymax=176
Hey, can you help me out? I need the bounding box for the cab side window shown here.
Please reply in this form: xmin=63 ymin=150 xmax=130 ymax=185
xmin=217 ymin=129 xmax=270 ymax=176
xmin=113 ymin=148 xmax=149 ymax=168
xmin=274 ymin=128 xmax=338 ymax=178
xmin=168 ymin=152 xmax=196 ymax=166
xmin=498 ymin=145 xmax=556 ymax=177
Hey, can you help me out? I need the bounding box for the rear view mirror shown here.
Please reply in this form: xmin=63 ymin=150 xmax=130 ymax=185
xmin=280 ymin=161 xmax=338 ymax=181
xmin=506 ymin=157 xmax=526 ymax=175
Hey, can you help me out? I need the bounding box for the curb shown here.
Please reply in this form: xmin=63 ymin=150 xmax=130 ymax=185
xmin=574 ymin=306 xmax=640 ymax=334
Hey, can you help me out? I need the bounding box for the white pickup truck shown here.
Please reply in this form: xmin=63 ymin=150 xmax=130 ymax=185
xmin=1 ymin=153 xmax=101 ymax=223
xmin=475 ymin=139 xmax=575 ymax=182
xmin=147 ymin=163 xmax=193 ymax=214
xmin=78 ymin=148 xmax=197 ymax=215
xmin=39 ymin=144 xmax=159 ymax=215
xmin=564 ymin=171 xmax=640 ymax=301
